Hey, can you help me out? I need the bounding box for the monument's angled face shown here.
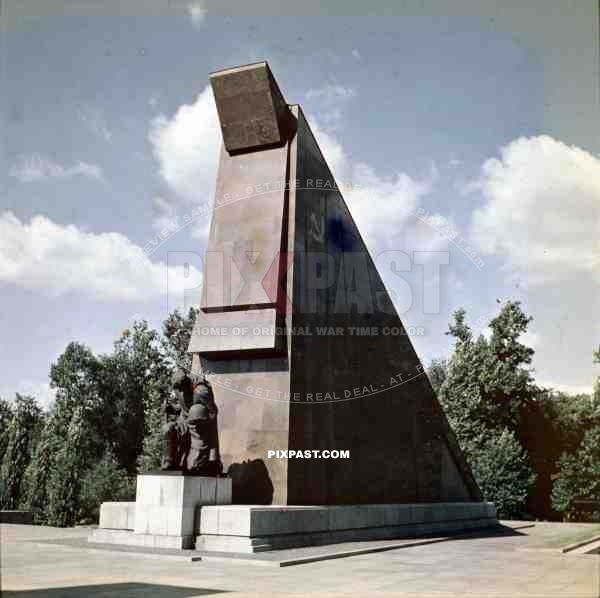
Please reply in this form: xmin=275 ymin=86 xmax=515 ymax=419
xmin=189 ymin=61 xmax=482 ymax=506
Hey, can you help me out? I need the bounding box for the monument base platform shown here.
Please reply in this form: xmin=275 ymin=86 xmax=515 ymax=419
xmin=89 ymin=527 xmax=196 ymax=550
xmin=88 ymin=474 xmax=232 ymax=550
xmin=196 ymin=503 xmax=498 ymax=553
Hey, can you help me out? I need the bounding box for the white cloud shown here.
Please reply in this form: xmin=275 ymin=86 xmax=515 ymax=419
xmin=149 ymin=86 xmax=220 ymax=210
xmin=187 ymin=1 xmax=207 ymax=28
xmin=310 ymin=118 xmax=437 ymax=252
xmin=468 ymin=135 xmax=600 ymax=393
xmin=0 ymin=211 xmax=201 ymax=302
xmin=469 ymin=135 xmax=600 ymax=284
xmin=346 ymin=162 xmax=435 ymax=251
xmin=9 ymin=154 xmax=104 ymax=183
xmin=151 ymin=195 xmax=179 ymax=234
xmin=305 ymin=84 xmax=356 ymax=131
xmin=148 ymin=84 xmax=438 ymax=253
xmin=305 ymin=84 xmax=356 ymax=102
xmin=78 ymin=105 xmax=112 ymax=142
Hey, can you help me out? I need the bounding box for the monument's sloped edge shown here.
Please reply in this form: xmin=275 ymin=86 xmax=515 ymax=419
xmin=286 ymin=106 xmax=483 ymax=504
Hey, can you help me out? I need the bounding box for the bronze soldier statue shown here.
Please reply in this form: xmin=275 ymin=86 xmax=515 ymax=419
xmin=160 ymin=369 xmax=222 ymax=475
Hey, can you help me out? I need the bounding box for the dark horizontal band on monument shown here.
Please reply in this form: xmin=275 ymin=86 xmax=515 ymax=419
xmin=200 ymin=302 xmax=277 ymax=314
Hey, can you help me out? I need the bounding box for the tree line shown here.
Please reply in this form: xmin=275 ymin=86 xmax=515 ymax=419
xmin=0 ymin=308 xmax=197 ymax=526
xmin=433 ymin=301 xmax=600 ymax=520
xmin=0 ymin=301 xmax=598 ymax=524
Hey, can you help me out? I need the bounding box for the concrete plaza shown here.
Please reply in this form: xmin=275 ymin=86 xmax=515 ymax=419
xmin=1 ymin=521 xmax=598 ymax=597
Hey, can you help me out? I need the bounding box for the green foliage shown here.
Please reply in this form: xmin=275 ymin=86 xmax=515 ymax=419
xmin=439 ymin=301 xmax=539 ymax=515
xmin=23 ymin=417 xmax=58 ymax=522
xmin=544 ymin=347 xmax=600 ymax=520
xmin=467 ymin=429 xmax=536 ymax=518
xmin=97 ymin=321 xmax=172 ymax=474
xmin=47 ymin=407 xmax=86 ymax=527
xmin=161 ymin=307 xmax=199 ymax=372
xmin=0 ymin=394 xmax=42 ymax=509
xmin=0 ymin=397 xmax=14 ymax=459
xmin=438 ymin=304 xmax=600 ymax=521
xmin=5 ymin=299 xmax=599 ymax=525
xmin=138 ymin=405 xmax=163 ymax=473
xmin=426 ymin=359 xmax=447 ymax=396
xmin=0 ymin=308 xmax=200 ymax=524
xmin=552 ymin=426 xmax=600 ymax=521
xmin=79 ymin=453 xmax=135 ymax=522
xmin=50 ymin=342 xmax=104 ymax=463
xmin=440 ymin=301 xmax=537 ymax=436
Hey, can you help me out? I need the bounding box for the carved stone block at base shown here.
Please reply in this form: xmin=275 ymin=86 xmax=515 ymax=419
xmin=89 ymin=474 xmax=231 ymax=550
xmin=133 ymin=474 xmax=231 ymax=538
xmin=98 ymin=502 xmax=135 ymax=530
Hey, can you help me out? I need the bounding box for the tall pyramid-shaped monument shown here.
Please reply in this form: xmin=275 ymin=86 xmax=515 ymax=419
xmin=189 ymin=62 xmax=482 ymax=507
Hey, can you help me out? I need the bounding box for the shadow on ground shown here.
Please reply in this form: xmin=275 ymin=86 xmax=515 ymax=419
xmin=1 ymin=583 xmax=228 ymax=597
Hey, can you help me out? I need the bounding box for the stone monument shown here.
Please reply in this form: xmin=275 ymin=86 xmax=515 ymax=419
xmin=91 ymin=61 xmax=497 ymax=553
xmin=187 ymin=62 xmax=497 ymax=551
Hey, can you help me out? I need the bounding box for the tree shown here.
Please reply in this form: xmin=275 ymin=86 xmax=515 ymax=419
xmin=31 ymin=342 xmax=103 ymax=525
xmin=0 ymin=397 xmax=14 ymax=459
xmin=439 ymin=301 xmax=538 ymax=514
xmin=79 ymin=452 xmax=135 ymax=522
xmin=0 ymin=394 xmax=42 ymax=509
xmin=552 ymin=427 xmax=600 ymax=521
xmin=426 ymin=359 xmax=447 ymax=396
xmin=98 ymin=321 xmax=171 ymax=474
xmin=47 ymin=407 xmax=86 ymax=527
xmin=161 ymin=307 xmax=199 ymax=372
xmin=49 ymin=342 xmax=103 ymax=458
xmin=469 ymin=429 xmax=536 ymax=518
xmin=549 ymin=345 xmax=600 ymax=521
xmin=23 ymin=417 xmax=58 ymax=523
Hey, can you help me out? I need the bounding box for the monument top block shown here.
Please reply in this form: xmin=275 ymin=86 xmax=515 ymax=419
xmin=210 ymin=61 xmax=295 ymax=153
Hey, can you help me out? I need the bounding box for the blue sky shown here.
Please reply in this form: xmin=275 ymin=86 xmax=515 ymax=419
xmin=1 ymin=0 xmax=599 ymax=405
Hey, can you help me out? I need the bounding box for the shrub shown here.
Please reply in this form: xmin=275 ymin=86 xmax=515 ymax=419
xmin=468 ymin=429 xmax=536 ymax=518
xmin=552 ymin=427 xmax=600 ymax=522
xmin=79 ymin=453 xmax=136 ymax=523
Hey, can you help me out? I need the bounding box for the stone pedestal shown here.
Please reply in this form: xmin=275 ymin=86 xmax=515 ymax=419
xmin=195 ymin=502 xmax=498 ymax=553
xmin=89 ymin=473 xmax=231 ymax=549
xmin=98 ymin=501 xmax=135 ymax=531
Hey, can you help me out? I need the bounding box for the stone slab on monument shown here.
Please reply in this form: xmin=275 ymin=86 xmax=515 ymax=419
xmin=195 ymin=503 xmax=498 ymax=553
xmin=89 ymin=474 xmax=232 ymax=549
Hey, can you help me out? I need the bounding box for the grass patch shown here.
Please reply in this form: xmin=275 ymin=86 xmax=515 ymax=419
xmin=541 ymin=524 xmax=600 ymax=548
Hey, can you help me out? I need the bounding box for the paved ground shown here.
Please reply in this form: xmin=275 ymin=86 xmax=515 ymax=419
xmin=1 ymin=522 xmax=598 ymax=597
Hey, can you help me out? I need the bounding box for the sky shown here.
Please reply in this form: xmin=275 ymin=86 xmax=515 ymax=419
xmin=1 ymin=0 xmax=599 ymax=406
